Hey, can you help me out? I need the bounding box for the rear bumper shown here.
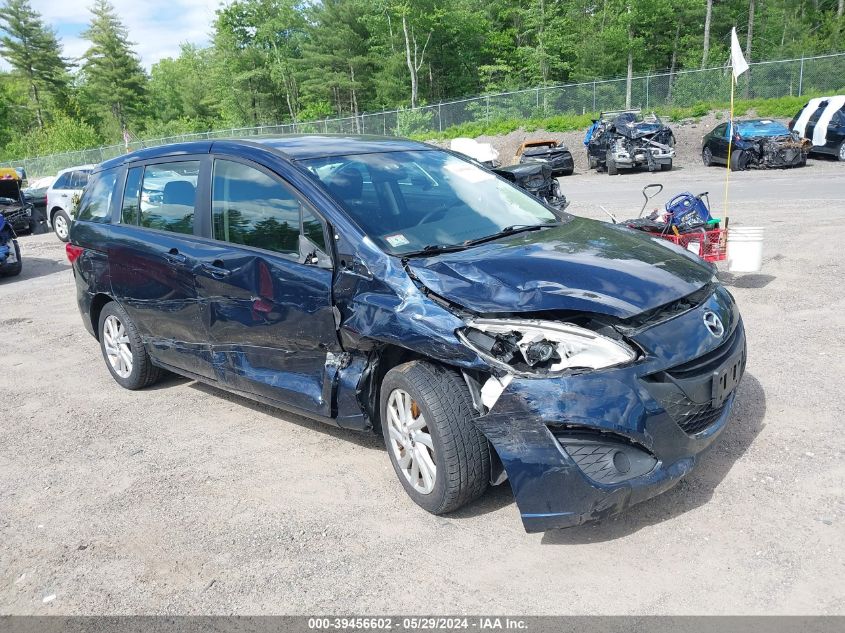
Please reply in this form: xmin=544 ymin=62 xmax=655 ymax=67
xmin=473 ymin=287 xmax=745 ymax=532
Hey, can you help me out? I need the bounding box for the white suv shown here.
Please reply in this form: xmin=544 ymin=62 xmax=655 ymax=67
xmin=46 ymin=164 xmax=95 ymax=241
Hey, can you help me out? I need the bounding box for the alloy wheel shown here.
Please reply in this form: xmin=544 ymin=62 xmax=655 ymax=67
xmin=54 ymin=214 xmax=68 ymax=239
xmin=103 ymin=314 xmax=133 ymax=378
xmin=385 ymin=388 xmax=437 ymax=495
xmin=703 ymin=147 xmax=712 ymax=166
xmin=839 ymin=142 xmax=845 ymax=161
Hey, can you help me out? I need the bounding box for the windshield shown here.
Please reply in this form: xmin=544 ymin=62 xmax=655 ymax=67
xmin=735 ymin=120 xmax=790 ymax=137
xmin=299 ymin=150 xmax=561 ymax=255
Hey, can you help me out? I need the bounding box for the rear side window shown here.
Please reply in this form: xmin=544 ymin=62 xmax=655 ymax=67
xmin=212 ymin=160 xmax=302 ymax=255
xmin=67 ymin=170 xmax=90 ymax=189
xmin=139 ymin=161 xmax=199 ymax=234
xmin=76 ymin=171 xmax=117 ymax=223
xmin=121 ymin=167 xmax=142 ymax=224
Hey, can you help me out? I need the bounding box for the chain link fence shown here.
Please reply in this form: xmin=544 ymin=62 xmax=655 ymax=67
xmin=7 ymin=52 xmax=845 ymax=178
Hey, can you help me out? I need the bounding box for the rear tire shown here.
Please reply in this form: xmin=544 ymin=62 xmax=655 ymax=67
xmin=702 ymin=146 xmax=713 ymax=166
xmin=837 ymin=141 xmax=845 ymax=162
xmin=53 ymin=209 xmax=71 ymax=242
xmin=380 ymin=361 xmax=490 ymax=515
xmin=98 ymin=301 xmax=163 ymax=390
xmin=0 ymin=240 xmax=22 ymax=277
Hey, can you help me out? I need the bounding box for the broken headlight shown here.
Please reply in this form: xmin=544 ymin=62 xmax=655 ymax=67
xmin=457 ymin=318 xmax=636 ymax=376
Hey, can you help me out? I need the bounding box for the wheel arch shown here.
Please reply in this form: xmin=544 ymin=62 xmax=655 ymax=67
xmin=89 ymin=293 xmax=114 ymax=341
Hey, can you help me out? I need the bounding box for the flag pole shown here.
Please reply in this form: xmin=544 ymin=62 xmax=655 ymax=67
xmin=723 ymin=74 xmax=735 ymax=226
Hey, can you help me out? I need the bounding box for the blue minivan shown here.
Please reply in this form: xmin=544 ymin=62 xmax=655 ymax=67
xmin=68 ymin=136 xmax=746 ymax=532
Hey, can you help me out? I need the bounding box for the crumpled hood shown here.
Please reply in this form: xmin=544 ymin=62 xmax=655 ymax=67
xmin=406 ymin=218 xmax=713 ymax=318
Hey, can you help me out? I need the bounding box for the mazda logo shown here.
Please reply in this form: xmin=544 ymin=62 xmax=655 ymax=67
xmin=703 ymin=311 xmax=725 ymax=338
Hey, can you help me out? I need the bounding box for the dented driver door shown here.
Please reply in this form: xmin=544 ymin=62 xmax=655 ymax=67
xmin=194 ymin=157 xmax=342 ymax=416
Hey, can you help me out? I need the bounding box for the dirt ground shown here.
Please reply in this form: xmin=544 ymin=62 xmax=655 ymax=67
xmin=1 ymin=157 xmax=844 ymax=615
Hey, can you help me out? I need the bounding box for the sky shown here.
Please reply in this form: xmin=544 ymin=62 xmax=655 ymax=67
xmin=1 ymin=0 xmax=222 ymax=71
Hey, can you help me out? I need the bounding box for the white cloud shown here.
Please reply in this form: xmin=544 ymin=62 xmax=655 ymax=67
xmin=3 ymin=0 xmax=223 ymax=71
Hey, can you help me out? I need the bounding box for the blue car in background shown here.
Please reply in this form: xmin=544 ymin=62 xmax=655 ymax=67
xmin=68 ymin=136 xmax=746 ymax=532
xmin=701 ymin=118 xmax=810 ymax=170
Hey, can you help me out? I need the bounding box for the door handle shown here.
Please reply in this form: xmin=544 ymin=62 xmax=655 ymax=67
xmin=201 ymin=261 xmax=231 ymax=279
xmin=163 ymin=249 xmax=187 ymax=265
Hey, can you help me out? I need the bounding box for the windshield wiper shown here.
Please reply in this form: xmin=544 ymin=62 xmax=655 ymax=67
xmin=461 ymin=222 xmax=560 ymax=247
xmin=400 ymin=243 xmax=471 ymax=259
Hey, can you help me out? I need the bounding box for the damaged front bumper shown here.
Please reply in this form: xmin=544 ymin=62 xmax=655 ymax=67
xmin=612 ymin=145 xmax=675 ymax=168
xmin=472 ymin=289 xmax=746 ymax=532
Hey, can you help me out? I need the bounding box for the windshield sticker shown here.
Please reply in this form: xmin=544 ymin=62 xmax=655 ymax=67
xmin=385 ymin=233 xmax=410 ymax=247
xmin=444 ymin=162 xmax=495 ymax=183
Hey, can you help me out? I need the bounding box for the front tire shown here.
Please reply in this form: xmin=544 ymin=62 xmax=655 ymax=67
xmin=53 ymin=209 xmax=71 ymax=242
xmin=660 ymin=159 xmax=673 ymax=171
xmin=606 ymin=152 xmax=618 ymax=176
xmin=730 ymin=150 xmax=750 ymax=171
xmin=380 ymin=361 xmax=490 ymax=515
xmin=98 ymin=301 xmax=163 ymax=390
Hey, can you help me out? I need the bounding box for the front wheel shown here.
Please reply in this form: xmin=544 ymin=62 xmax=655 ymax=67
xmin=53 ymin=209 xmax=71 ymax=242
xmin=98 ymin=302 xmax=163 ymax=390
xmin=606 ymin=152 xmax=618 ymax=176
xmin=660 ymin=159 xmax=673 ymax=172
xmin=380 ymin=361 xmax=490 ymax=515
xmin=730 ymin=150 xmax=750 ymax=171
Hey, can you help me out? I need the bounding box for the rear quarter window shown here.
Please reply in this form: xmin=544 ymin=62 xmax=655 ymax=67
xmin=76 ymin=171 xmax=117 ymax=223
xmin=52 ymin=172 xmax=71 ymax=189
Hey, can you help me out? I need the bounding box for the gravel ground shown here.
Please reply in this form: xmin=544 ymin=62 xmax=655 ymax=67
xmin=1 ymin=159 xmax=843 ymax=615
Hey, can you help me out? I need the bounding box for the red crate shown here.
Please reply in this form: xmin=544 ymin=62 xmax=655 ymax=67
xmin=661 ymin=228 xmax=727 ymax=262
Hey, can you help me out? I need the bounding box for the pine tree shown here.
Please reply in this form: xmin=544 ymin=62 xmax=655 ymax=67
xmin=80 ymin=0 xmax=147 ymax=130
xmin=0 ymin=0 xmax=70 ymax=129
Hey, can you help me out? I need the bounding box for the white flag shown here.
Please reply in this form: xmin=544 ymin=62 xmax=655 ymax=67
xmin=730 ymin=27 xmax=749 ymax=79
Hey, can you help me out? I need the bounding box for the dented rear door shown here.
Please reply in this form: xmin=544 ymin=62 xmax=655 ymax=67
xmin=195 ymin=156 xmax=341 ymax=416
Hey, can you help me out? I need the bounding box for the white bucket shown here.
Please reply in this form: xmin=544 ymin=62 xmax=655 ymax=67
xmin=727 ymin=226 xmax=765 ymax=273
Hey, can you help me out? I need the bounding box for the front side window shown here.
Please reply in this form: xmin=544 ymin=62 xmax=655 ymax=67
xmin=300 ymin=150 xmax=560 ymax=255
xmin=76 ymin=170 xmax=117 ymax=223
xmin=140 ymin=161 xmax=199 ymax=234
xmin=212 ymin=160 xmax=303 ymax=255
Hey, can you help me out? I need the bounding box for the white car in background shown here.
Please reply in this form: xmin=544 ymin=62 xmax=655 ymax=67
xmin=46 ymin=164 xmax=95 ymax=241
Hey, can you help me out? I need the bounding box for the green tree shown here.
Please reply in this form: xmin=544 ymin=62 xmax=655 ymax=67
xmin=0 ymin=0 xmax=70 ymax=128
xmin=79 ymin=0 xmax=147 ymax=132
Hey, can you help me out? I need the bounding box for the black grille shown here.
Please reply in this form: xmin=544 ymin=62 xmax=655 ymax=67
xmin=644 ymin=321 xmax=745 ymax=436
xmin=668 ymin=324 xmax=742 ymax=379
xmin=655 ymin=390 xmax=728 ymax=435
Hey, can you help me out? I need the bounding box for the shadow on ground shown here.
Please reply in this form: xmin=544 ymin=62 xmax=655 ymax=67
xmin=0 ymin=256 xmax=69 ymax=283
xmin=541 ymin=372 xmax=765 ymax=544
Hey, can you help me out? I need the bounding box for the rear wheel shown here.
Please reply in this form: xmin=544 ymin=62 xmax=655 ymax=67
xmin=98 ymin=302 xmax=163 ymax=390
xmin=52 ymin=209 xmax=71 ymax=242
xmin=380 ymin=361 xmax=490 ymax=515
xmin=837 ymin=141 xmax=845 ymax=162
xmin=702 ymin=146 xmax=714 ymax=166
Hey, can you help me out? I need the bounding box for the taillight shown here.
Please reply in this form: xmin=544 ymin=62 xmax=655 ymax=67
xmin=66 ymin=243 xmax=84 ymax=264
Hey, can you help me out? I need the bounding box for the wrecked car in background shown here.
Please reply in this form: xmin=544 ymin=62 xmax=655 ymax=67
xmin=790 ymin=95 xmax=845 ymax=161
xmin=449 ymin=137 xmax=500 ymax=167
xmin=0 ymin=211 xmax=22 ymax=277
xmin=68 ymin=136 xmax=745 ymax=532
xmin=585 ymin=109 xmax=675 ymax=175
xmin=492 ymin=162 xmax=568 ymax=210
xmin=515 ymin=140 xmax=574 ymax=176
xmin=702 ymin=119 xmax=810 ymax=170
xmin=0 ymin=168 xmax=35 ymax=234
